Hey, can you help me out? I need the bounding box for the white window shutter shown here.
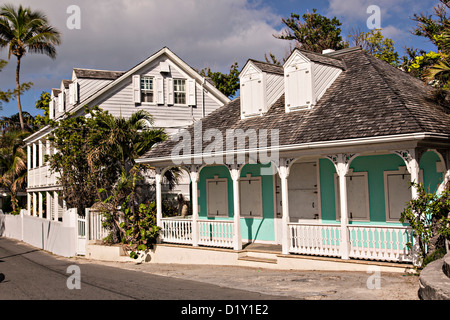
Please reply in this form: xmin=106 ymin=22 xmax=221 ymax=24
xmin=251 ymin=79 xmax=264 ymax=114
xmin=49 ymin=99 xmax=54 ymax=120
xmin=156 ymin=76 xmax=164 ymax=105
xmin=187 ymin=79 xmax=196 ymax=106
xmin=69 ymin=83 xmax=74 ymax=105
xmin=132 ymin=75 xmax=141 ymax=104
xmin=298 ymin=68 xmax=312 ymax=107
xmin=73 ymin=81 xmax=79 ymax=104
xmin=58 ymin=91 xmax=65 ymax=112
xmin=167 ymin=78 xmax=174 ymax=105
xmin=241 ymin=80 xmax=252 ymax=116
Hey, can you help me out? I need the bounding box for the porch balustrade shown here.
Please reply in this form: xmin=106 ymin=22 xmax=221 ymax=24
xmin=160 ymin=217 xmax=414 ymax=262
xmin=288 ymin=222 xmax=341 ymax=257
xmin=28 ymin=166 xmax=60 ymax=188
xmin=348 ymin=225 xmax=413 ymax=262
xmin=161 ymin=217 xmax=234 ymax=248
xmin=288 ymin=222 xmax=413 ymax=262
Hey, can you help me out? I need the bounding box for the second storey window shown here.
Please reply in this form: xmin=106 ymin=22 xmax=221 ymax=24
xmin=174 ymin=79 xmax=186 ymax=104
xmin=141 ymin=76 xmax=153 ymax=103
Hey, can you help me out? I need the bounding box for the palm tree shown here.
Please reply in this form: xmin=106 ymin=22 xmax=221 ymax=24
xmin=87 ymin=110 xmax=176 ymax=243
xmin=0 ymin=129 xmax=30 ymax=213
xmin=0 ymin=4 xmax=61 ymax=130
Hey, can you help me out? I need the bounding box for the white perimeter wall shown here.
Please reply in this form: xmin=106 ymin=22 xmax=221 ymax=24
xmin=0 ymin=210 xmax=77 ymax=257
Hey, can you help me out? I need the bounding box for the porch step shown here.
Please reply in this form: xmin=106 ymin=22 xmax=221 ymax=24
xmin=238 ymin=255 xmax=277 ymax=264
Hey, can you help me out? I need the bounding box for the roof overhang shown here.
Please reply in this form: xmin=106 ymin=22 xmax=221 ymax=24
xmin=136 ymin=132 xmax=450 ymax=165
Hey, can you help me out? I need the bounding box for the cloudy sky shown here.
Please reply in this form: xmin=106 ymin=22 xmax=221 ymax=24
xmin=0 ymin=0 xmax=441 ymax=117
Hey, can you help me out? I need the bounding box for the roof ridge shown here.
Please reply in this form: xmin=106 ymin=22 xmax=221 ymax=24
xmin=73 ymin=67 xmax=125 ymax=73
xmin=248 ymin=58 xmax=283 ymax=67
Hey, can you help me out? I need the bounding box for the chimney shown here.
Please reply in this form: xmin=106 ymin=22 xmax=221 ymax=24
xmin=322 ymin=49 xmax=335 ymax=54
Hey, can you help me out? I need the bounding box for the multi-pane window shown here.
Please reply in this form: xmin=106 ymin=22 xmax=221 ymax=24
xmin=174 ymin=79 xmax=186 ymax=104
xmin=141 ymin=76 xmax=153 ymax=103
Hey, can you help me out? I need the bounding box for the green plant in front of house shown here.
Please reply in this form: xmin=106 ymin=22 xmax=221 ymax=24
xmin=121 ymin=200 xmax=160 ymax=260
xmin=400 ymin=182 xmax=450 ymax=269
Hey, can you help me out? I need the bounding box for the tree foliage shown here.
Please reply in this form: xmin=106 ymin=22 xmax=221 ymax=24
xmin=200 ymin=62 xmax=240 ymax=98
xmin=48 ymin=107 xmax=172 ymax=254
xmin=400 ymin=183 xmax=450 ymax=269
xmin=274 ymin=9 xmax=348 ymax=53
xmin=0 ymin=3 xmax=61 ymax=129
xmin=348 ymin=29 xmax=400 ymax=66
xmin=0 ymin=129 xmax=31 ymax=213
xmin=34 ymin=91 xmax=51 ymax=127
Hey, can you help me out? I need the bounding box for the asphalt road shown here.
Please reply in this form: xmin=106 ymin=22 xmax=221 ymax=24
xmin=0 ymin=236 xmax=421 ymax=314
xmin=0 ymin=237 xmax=288 ymax=301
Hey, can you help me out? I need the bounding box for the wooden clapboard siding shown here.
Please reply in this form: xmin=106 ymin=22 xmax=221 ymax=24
xmin=77 ymin=78 xmax=113 ymax=104
xmin=80 ymin=54 xmax=223 ymax=130
xmin=313 ymin=62 xmax=342 ymax=102
xmin=266 ymin=73 xmax=284 ymax=107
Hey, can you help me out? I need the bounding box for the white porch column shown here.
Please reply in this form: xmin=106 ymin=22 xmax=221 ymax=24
xmin=27 ymin=193 xmax=31 ymax=215
xmin=278 ymin=160 xmax=291 ymax=255
xmin=32 ymin=143 xmax=37 ymax=169
xmin=190 ymin=166 xmax=200 ymax=247
xmin=332 ymin=154 xmax=356 ymax=260
xmin=38 ymin=192 xmax=43 ymax=218
xmin=54 ymin=191 xmax=59 ymax=221
xmin=38 ymin=140 xmax=43 ymax=167
xmin=230 ymin=165 xmax=242 ymax=251
xmin=32 ymin=192 xmax=37 ymax=216
xmin=399 ymin=149 xmax=421 ymax=266
xmin=155 ymin=168 xmax=163 ymax=231
xmin=46 ymin=191 xmax=51 ymax=220
xmin=27 ymin=145 xmax=31 ymax=170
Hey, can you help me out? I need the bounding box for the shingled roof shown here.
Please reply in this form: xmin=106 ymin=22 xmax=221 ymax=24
xmin=141 ymin=47 xmax=450 ymax=161
xmin=73 ymin=68 xmax=125 ymax=80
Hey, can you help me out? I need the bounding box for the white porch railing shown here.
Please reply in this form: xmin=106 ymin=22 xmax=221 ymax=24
xmin=289 ymin=223 xmax=341 ymax=257
xmin=28 ymin=166 xmax=60 ymax=188
xmin=198 ymin=220 xmax=233 ymax=248
xmin=288 ymin=222 xmax=413 ymax=262
xmin=348 ymin=225 xmax=413 ymax=262
xmin=161 ymin=218 xmax=234 ymax=249
xmin=161 ymin=218 xmax=193 ymax=245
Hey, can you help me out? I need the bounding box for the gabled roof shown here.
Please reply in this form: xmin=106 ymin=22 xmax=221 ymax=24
xmin=62 ymin=80 xmax=72 ymax=89
xmin=69 ymin=47 xmax=230 ymax=115
xmin=73 ymin=68 xmax=125 ymax=80
xmin=140 ymin=48 xmax=450 ymax=162
xmin=247 ymin=59 xmax=284 ymax=75
xmin=294 ymin=48 xmax=347 ymax=70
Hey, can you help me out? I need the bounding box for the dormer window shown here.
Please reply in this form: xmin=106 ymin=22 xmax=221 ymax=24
xmin=284 ymin=53 xmax=314 ymax=112
xmin=239 ymin=60 xmax=284 ymax=119
xmin=283 ymin=49 xmax=344 ymax=113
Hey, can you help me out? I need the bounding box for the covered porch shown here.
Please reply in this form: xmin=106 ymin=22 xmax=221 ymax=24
xmin=151 ymin=145 xmax=449 ymax=265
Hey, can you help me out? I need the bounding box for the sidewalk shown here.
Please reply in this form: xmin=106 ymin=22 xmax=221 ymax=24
xmin=74 ymin=257 xmax=420 ymax=300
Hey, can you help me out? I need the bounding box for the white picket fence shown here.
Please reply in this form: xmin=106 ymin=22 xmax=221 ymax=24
xmin=85 ymin=209 xmax=109 ymax=242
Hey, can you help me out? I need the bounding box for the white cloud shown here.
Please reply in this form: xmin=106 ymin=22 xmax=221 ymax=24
xmin=0 ymin=0 xmax=289 ymax=115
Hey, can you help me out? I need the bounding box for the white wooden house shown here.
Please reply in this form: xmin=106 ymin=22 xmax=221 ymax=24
xmin=24 ymin=47 xmax=230 ymax=228
xmin=137 ymin=47 xmax=450 ymax=266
